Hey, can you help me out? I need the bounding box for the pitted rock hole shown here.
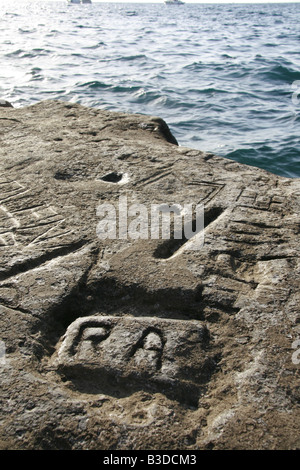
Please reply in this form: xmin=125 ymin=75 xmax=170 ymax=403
xmin=100 ymin=172 xmax=123 ymax=183
xmin=54 ymin=170 xmax=73 ymax=181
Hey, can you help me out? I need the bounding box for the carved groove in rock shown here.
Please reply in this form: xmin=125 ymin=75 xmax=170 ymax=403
xmin=153 ymin=205 xmax=225 ymax=259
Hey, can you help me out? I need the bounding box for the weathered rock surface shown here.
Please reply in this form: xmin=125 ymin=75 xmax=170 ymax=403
xmin=0 ymin=100 xmax=299 ymax=450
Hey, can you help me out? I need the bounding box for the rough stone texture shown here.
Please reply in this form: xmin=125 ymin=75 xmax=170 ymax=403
xmin=0 ymin=100 xmax=299 ymax=450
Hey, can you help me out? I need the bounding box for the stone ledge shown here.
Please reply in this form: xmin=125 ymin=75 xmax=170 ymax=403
xmin=0 ymin=100 xmax=299 ymax=450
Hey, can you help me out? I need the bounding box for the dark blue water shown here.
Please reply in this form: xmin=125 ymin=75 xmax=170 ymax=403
xmin=1 ymin=1 xmax=300 ymax=178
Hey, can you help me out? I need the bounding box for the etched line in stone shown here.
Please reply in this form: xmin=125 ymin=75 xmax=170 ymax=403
xmin=134 ymin=169 xmax=173 ymax=187
xmin=32 ymin=229 xmax=74 ymax=243
xmin=0 ymin=239 xmax=88 ymax=282
xmin=17 ymin=217 xmax=63 ymax=230
xmin=0 ymin=189 xmax=30 ymax=204
xmin=187 ymin=181 xmax=225 ymax=204
xmin=235 ymin=189 xmax=284 ymax=212
xmin=0 ymin=205 xmax=20 ymax=228
xmin=0 ymin=201 xmax=66 ymax=246
xmin=0 ymin=117 xmax=21 ymax=123
xmin=0 ymin=177 xmax=67 ymax=247
xmin=31 ymin=206 xmax=59 ymax=219
xmin=9 ymin=204 xmax=45 ymax=214
xmin=28 ymin=219 xmax=66 ymax=245
xmin=0 ymin=181 xmax=29 ymax=204
xmin=0 ymin=180 xmax=25 ymax=192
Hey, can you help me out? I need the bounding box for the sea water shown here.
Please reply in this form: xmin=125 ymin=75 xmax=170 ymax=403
xmin=0 ymin=1 xmax=299 ymax=178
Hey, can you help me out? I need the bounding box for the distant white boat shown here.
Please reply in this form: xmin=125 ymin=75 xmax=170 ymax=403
xmin=165 ymin=0 xmax=185 ymax=4
xmin=68 ymin=0 xmax=92 ymax=4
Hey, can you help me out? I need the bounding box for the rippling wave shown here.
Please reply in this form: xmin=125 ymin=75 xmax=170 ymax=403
xmin=0 ymin=1 xmax=299 ymax=178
